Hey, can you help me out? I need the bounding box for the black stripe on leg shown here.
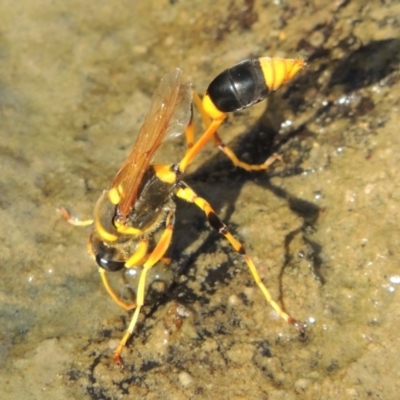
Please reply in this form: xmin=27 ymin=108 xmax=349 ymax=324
xmin=208 ymin=210 xmax=247 ymax=256
xmin=208 ymin=212 xmax=228 ymax=234
xmin=237 ymin=245 xmax=246 ymax=255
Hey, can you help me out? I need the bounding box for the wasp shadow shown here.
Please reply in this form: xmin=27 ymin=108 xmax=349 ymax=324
xmin=162 ymin=36 xmax=400 ymax=311
xmin=329 ymin=38 xmax=400 ymax=92
xmin=167 ymin=117 xmax=321 ymax=312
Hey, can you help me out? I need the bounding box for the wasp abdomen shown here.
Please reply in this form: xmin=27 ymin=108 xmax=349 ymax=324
xmin=206 ymin=59 xmax=269 ymax=114
xmin=203 ymin=57 xmax=305 ymax=120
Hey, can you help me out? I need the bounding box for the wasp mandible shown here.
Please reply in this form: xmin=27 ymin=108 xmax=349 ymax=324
xmin=59 ymin=57 xmax=305 ymax=365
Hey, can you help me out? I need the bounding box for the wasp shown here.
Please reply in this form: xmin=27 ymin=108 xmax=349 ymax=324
xmin=59 ymin=57 xmax=305 ymax=365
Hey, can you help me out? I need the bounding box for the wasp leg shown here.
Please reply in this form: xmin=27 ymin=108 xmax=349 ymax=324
xmin=113 ymin=211 xmax=176 ymax=365
xmin=175 ymin=182 xmax=305 ymax=333
xmin=178 ymin=117 xmax=226 ymax=173
xmin=97 ymin=239 xmax=149 ymax=312
xmin=185 ymin=103 xmax=195 ymax=150
xmin=99 ymin=268 xmax=137 ymax=311
xmin=57 ymin=206 xmax=94 ymax=226
xmin=192 ymin=91 xmax=281 ymax=172
xmin=212 ymin=132 xmax=282 ymax=171
xmin=125 ymin=238 xmax=149 ymax=268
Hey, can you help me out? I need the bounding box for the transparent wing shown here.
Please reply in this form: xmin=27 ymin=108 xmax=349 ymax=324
xmin=111 ymin=68 xmax=192 ymax=221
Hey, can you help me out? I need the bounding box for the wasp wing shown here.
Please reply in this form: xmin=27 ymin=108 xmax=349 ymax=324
xmin=111 ymin=68 xmax=192 ymax=221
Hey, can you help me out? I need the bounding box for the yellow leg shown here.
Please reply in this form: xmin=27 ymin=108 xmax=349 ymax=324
xmin=98 ymin=238 xmax=149 ymax=311
xmin=175 ymin=182 xmax=304 ymax=332
xmin=125 ymin=238 xmax=149 ymax=268
xmin=193 ymin=91 xmax=281 ymax=172
xmin=193 ymin=91 xmax=213 ymax=128
xmin=184 ymin=105 xmax=195 ymax=150
xmin=57 ymin=206 xmax=93 ymax=226
xmin=213 ymin=133 xmax=283 ymax=171
xmin=99 ymin=268 xmax=137 ymax=311
xmin=113 ymin=212 xmax=176 ymax=365
xmin=179 ymin=118 xmax=225 ymax=173
xmin=178 ymin=107 xmax=225 ymax=172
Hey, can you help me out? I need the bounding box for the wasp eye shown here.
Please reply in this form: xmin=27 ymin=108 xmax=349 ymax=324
xmin=95 ymin=254 xmax=125 ymax=271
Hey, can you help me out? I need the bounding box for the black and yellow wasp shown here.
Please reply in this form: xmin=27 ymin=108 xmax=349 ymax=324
xmin=59 ymin=57 xmax=305 ymax=364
